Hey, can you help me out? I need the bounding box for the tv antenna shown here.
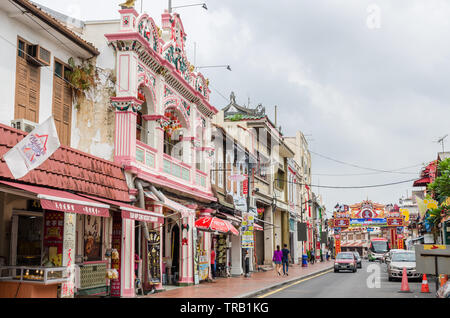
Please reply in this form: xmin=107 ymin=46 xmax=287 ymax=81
xmin=436 ymin=134 xmax=448 ymax=152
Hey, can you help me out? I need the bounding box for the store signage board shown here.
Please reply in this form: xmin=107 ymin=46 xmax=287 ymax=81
xmin=228 ymin=174 xmax=246 ymax=182
xmin=415 ymin=245 xmax=450 ymax=275
xmin=40 ymin=199 xmax=109 ymax=217
xmin=334 ymin=218 xmax=350 ymax=227
xmin=349 ymin=218 xmax=387 ymax=227
xmin=387 ymin=218 xmax=403 ymax=227
xmin=121 ymin=210 xmax=163 ymax=224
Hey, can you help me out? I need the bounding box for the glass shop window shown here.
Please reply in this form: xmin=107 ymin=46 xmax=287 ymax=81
xmin=83 ymin=215 xmax=103 ymax=261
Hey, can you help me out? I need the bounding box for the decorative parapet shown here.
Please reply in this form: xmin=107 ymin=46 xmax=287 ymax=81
xmin=111 ymin=96 xmax=143 ymax=112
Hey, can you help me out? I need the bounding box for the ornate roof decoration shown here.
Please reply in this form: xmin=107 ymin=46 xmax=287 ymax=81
xmin=222 ymin=92 xmax=266 ymax=118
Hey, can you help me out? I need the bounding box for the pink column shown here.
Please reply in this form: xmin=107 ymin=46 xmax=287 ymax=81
xmin=112 ymin=97 xmax=142 ymax=166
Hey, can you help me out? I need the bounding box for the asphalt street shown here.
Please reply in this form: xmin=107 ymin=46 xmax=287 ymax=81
xmin=260 ymin=260 xmax=437 ymax=298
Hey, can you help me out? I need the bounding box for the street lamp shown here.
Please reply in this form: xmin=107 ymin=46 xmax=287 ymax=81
xmin=168 ymin=1 xmax=208 ymax=13
xmin=195 ymin=65 xmax=232 ymax=71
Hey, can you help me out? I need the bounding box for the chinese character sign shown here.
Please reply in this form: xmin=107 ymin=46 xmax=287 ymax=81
xmin=241 ymin=212 xmax=254 ymax=248
xmin=61 ymin=213 xmax=76 ymax=298
xmin=4 ymin=116 xmax=60 ymax=179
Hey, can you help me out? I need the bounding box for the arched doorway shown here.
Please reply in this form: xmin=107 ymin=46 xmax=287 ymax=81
xmin=171 ymin=224 xmax=180 ymax=284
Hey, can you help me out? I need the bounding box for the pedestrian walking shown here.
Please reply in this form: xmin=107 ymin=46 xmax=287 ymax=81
xmin=211 ymin=248 xmax=216 ymax=279
xmin=310 ymin=250 xmax=315 ymax=264
xmin=326 ymin=249 xmax=330 ymax=261
xmin=281 ymin=244 xmax=291 ymax=276
xmin=272 ymin=245 xmax=283 ymax=276
xmin=244 ymin=249 xmax=250 ymax=277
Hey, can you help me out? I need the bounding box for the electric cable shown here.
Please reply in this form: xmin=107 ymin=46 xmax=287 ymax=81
xmin=274 ymin=178 xmax=418 ymax=189
xmin=309 ymin=150 xmax=425 ymax=174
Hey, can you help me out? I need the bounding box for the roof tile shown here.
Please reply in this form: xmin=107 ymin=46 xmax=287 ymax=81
xmin=0 ymin=123 xmax=128 ymax=201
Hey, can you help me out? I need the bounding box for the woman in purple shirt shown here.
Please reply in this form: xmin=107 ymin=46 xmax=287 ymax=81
xmin=273 ymin=245 xmax=283 ymax=276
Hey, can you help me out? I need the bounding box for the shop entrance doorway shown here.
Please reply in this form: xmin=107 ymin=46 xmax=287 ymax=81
xmin=170 ymin=224 xmax=180 ymax=284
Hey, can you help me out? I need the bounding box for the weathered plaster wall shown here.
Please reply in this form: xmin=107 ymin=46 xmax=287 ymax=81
xmin=72 ymin=64 xmax=116 ymax=161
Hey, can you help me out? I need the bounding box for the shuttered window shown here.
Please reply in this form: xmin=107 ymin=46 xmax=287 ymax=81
xmin=52 ymin=59 xmax=72 ymax=146
xmin=14 ymin=37 xmax=40 ymax=123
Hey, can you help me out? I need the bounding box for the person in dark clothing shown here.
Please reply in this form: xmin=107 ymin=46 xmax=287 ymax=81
xmin=281 ymin=244 xmax=291 ymax=276
xmin=310 ymin=250 xmax=315 ymax=264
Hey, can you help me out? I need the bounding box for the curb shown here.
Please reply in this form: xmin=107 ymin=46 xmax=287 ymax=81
xmin=236 ymin=265 xmax=334 ymax=298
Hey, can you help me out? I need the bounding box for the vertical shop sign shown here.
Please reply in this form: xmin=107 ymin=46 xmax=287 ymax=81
xmin=61 ymin=212 xmax=76 ymax=298
xmin=335 ymin=239 xmax=341 ymax=254
xmin=147 ymin=229 xmax=161 ymax=284
xmin=43 ymin=211 xmax=64 ymax=266
xmin=111 ymin=213 xmax=122 ymax=297
xmin=193 ymin=227 xmax=199 ymax=285
xmin=242 ymin=212 xmax=254 ymax=248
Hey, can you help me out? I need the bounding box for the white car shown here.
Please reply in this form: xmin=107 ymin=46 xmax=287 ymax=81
xmin=387 ymin=250 xmax=422 ymax=281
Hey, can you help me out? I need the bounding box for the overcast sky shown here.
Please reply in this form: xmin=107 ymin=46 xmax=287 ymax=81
xmin=37 ymin=0 xmax=450 ymax=215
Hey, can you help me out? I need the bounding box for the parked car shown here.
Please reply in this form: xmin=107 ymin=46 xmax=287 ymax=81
xmin=334 ymin=252 xmax=357 ymax=273
xmin=387 ymin=250 xmax=422 ymax=281
xmin=352 ymin=251 xmax=362 ymax=268
xmin=437 ymin=281 xmax=450 ymax=298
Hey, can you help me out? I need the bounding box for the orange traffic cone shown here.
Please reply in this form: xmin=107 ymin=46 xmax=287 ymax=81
xmin=398 ymin=267 xmax=412 ymax=293
xmin=420 ymin=274 xmax=430 ymax=293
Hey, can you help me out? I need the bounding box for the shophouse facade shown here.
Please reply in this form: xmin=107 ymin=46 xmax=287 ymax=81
xmin=215 ymin=93 xmax=295 ymax=267
xmin=210 ymin=124 xmax=259 ymax=276
xmin=79 ymin=5 xmax=219 ymax=292
xmin=285 ymin=131 xmax=312 ymax=255
xmin=0 ymin=0 xmax=160 ymax=298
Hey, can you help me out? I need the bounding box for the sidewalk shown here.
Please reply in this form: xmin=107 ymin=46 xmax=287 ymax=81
xmin=142 ymin=260 xmax=334 ymax=298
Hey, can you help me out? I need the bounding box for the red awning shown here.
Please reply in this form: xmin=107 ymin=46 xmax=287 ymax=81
xmin=254 ymin=223 xmax=263 ymax=231
xmin=413 ymin=177 xmax=431 ymax=187
xmin=0 ymin=180 xmax=110 ymax=217
xmin=79 ymin=194 xmax=164 ymax=224
xmin=195 ymin=216 xmax=239 ymax=235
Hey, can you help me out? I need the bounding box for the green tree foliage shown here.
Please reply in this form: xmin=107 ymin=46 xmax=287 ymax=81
xmin=428 ymin=158 xmax=450 ymax=204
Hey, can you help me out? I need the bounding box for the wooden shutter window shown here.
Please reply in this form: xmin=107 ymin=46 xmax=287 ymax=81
xmin=14 ymin=37 xmax=40 ymax=123
xmin=52 ymin=59 xmax=72 ymax=146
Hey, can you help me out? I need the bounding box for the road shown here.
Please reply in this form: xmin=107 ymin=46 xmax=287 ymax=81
xmin=259 ymin=260 xmax=437 ymax=298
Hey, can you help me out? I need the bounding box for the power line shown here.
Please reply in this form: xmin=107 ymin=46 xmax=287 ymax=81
xmin=309 ymin=150 xmax=425 ymax=174
xmin=275 ymin=178 xmax=417 ymax=189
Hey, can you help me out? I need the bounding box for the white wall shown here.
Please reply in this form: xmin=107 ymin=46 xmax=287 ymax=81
xmin=0 ymin=8 xmax=81 ymax=137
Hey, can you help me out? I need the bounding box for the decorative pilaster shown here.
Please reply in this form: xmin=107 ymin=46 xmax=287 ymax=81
xmin=112 ymin=97 xmax=143 ymax=165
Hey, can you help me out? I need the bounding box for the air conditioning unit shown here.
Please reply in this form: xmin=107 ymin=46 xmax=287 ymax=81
xmin=11 ymin=119 xmax=37 ymax=133
xmin=26 ymin=44 xmax=51 ymax=67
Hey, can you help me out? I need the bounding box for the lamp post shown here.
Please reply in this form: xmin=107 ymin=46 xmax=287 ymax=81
xmin=196 ymin=65 xmax=232 ymax=71
xmin=169 ymin=1 xmax=208 ymax=13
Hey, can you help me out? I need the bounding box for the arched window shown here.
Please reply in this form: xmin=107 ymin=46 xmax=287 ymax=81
xmin=163 ymin=109 xmax=183 ymax=160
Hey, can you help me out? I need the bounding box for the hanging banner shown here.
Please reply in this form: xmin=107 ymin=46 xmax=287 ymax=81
xmin=335 ymin=239 xmax=341 ymax=254
xmin=4 ymin=116 xmax=60 ymax=179
xmin=110 ymin=213 xmax=122 ymax=297
xmin=241 ymin=212 xmax=254 ymax=248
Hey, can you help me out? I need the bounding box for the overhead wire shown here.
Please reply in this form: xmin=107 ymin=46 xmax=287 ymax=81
xmin=309 ymin=150 xmax=425 ymax=175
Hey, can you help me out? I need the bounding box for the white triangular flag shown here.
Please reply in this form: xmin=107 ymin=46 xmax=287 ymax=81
xmin=3 ymin=116 xmax=60 ymax=179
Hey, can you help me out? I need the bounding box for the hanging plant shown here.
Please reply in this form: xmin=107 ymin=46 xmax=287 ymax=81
xmin=66 ymin=57 xmax=99 ymax=108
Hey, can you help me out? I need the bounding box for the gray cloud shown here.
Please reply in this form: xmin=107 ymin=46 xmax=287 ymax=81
xmin=38 ymin=0 xmax=450 ymax=212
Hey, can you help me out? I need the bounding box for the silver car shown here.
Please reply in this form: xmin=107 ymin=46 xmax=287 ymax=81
xmin=387 ymin=250 xmax=422 ymax=281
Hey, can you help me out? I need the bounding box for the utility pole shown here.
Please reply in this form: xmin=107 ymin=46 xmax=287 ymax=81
xmin=168 ymin=0 xmax=172 ymax=13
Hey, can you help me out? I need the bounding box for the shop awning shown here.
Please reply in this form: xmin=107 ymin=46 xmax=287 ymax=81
xmin=0 ymin=180 xmax=110 ymax=217
xmin=215 ymin=211 xmax=242 ymax=226
xmin=145 ymin=187 xmax=195 ymax=218
xmin=195 ymin=216 xmax=239 ymax=235
xmin=413 ymin=177 xmax=431 ymax=187
xmin=79 ymin=194 xmax=164 ymax=224
xmin=254 ymin=223 xmax=263 ymax=231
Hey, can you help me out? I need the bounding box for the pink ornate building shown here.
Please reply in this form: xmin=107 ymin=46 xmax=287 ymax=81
xmin=102 ymin=7 xmax=218 ymax=294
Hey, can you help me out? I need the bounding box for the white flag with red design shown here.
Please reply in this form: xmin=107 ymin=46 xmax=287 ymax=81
xmin=3 ymin=116 xmax=60 ymax=179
